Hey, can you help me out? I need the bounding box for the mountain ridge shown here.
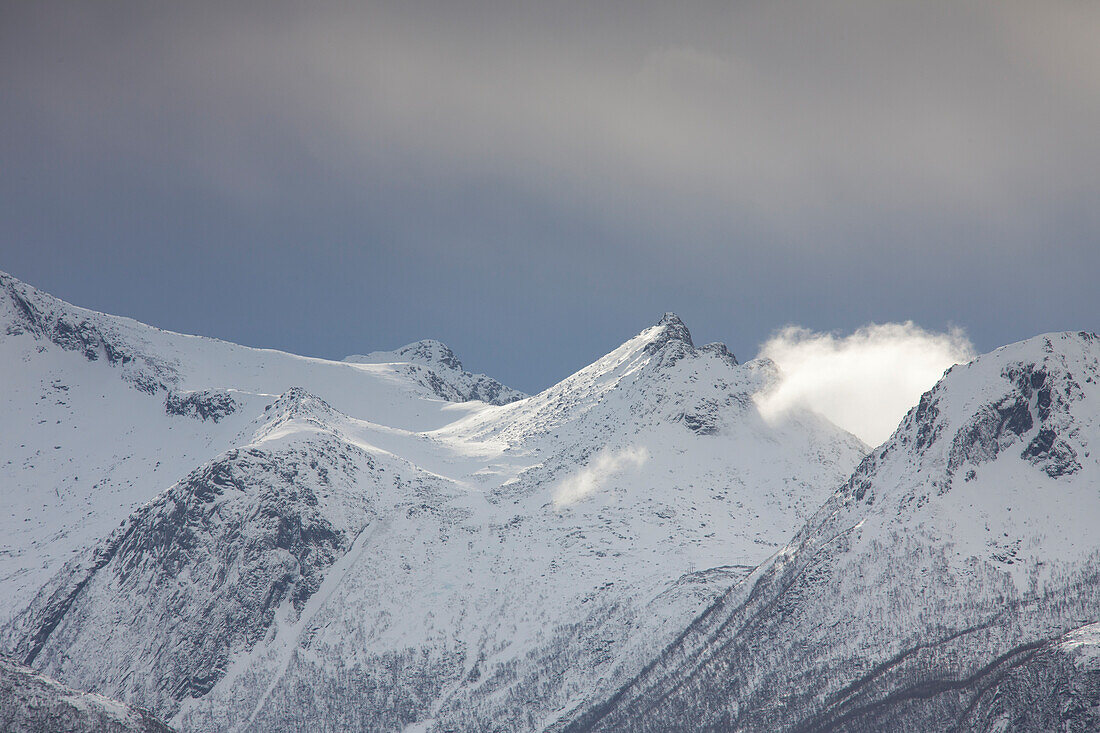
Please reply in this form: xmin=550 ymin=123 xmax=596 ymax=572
xmin=0 ymin=273 xmax=866 ymax=732
xmin=558 ymin=330 xmax=1100 ymax=732
xmin=3 ymin=269 xmax=1095 ymax=732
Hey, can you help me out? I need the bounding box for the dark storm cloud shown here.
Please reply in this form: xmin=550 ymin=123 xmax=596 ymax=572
xmin=1 ymin=1 xmax=1098 ymax=392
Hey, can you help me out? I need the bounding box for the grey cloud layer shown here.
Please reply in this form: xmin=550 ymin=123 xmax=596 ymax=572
xmin=1 ymin=1 xmax=1097 ymax=391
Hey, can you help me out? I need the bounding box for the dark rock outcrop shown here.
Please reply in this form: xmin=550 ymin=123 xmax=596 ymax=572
xmin=0 ymin=656 xmax=175 ymax=733
xmin=165 ymin=390 xmax=238 ymax=422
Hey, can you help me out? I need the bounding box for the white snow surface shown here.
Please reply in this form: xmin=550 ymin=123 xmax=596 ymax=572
xmin=0 ymin=271 xmax=512 ymax=626
xmin=0 ymin=275 xmax=868 ymax=731
xmin=567 ymin=330 xmax=1100 ymax=732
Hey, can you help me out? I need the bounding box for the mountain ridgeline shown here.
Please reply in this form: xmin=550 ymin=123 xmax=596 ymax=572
xmin=0 ymin=270 xmax=1096 ymax=732
xmin=560 ymin=332 xmax=1100 ymax=732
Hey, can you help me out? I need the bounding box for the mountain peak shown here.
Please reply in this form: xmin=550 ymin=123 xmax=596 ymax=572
xmin=344 ymin=339 xmax=463 ymax=371
xmin=657 ymin=311 xmax=685 ymax=326
xmin=392 ymin=339 xmax=464 ymax=371
xmin=344 ymin=339 xmax=524 ymax=405
xmin=644 ymin=312 xmax=694 ymax=355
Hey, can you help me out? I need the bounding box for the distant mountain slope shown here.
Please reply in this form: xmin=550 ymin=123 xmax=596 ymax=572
xmin=0 ymin=272 xmax=867 ymax=732
xmin=563 ymin=331 xmax=1100 ymax=732
xmin=0 ymin=270 xmax=522 ymax=419
xmin=345 ymin=339 xmax=524 ymax=405
xmin=172 ymin=314 xmax=863 ymax=733
xmin=0 ymin=656 xmax=174 ymax=733
xmin=0 ymin=270 xmax=522 ymax=625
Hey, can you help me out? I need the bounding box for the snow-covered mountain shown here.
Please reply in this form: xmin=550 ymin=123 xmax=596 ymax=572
xmin=562 ymin=331 xmax=1100 ymax=732
xmin=344 ymin=339 xmax=524 ymax=405
xmin=0 ymin=272 xmax=867 ymax=731
xmin=8 ymin=268 xmax=1095 ymax=732
xmin=0 ymin=270 xmax=524 ymax=628
xmin=1 ymin=656 xmax=175 ymax=733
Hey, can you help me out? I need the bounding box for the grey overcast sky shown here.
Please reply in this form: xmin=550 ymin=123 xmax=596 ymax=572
xmin=1 ymin=1 xmax=1098 ymax=393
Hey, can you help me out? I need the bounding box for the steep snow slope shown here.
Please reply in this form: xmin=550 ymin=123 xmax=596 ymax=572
xmin=170 ymin=315 xmax=864 ymax=733
xmin=4 ymin=389 xmax=409 ymax=716
xmin=565 ymin=331 xmax=1100 ymax=732
xmin=0 ymin=271 xmax=521 ymax=424
xmin=0 ymin=274 xmax=866 ymax=732
xmin=1 ymin=655 xmax=174 ymax=733
xmin=0 ymin=271 xmax=521 ymax=625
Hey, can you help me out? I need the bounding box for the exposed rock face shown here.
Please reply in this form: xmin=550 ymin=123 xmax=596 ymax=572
xmin=1 ymin=271 xmax=179 ymax=393
xmin=560 ymin=332 xmax=1100 ymax=733
xmin=388 ymin=339 xmax=465 ymax=371
xmin=643 ymin=312 xmax=694 ymax=356
xmin=164 ymin=390 xmax=238 ymax=422
xmin=0 ymin=656 xmax=175 ymax=733
xmin=3 ymin=389 xmax=374 ymax=718
xmin=2 ymin=272 xmax=132 ymax=364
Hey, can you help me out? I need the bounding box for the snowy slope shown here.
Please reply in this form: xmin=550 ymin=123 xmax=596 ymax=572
xmin=0 ymin=274 xmax=867 ymax=732
xmin=564 ymin=331 xmax=1100 ymax=732
xmin=0 ymin=271 xmax=521 ymax=626
xmin=171 ymin=315 xmax=865 ymax=733
xmin=0 ymin=655 xmax=174 ymax=733
xmin=344 ymin=339 xmax=524 ymax=405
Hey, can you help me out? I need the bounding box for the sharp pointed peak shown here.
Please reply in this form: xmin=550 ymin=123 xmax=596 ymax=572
xmin=656 ymin=312 xmax=687 ymax=328
xmin=645 ymin=312 xmax=694 ymax=353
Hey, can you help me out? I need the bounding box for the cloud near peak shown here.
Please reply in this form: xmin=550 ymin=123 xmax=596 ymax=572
xmin=553 ymin=446 xmax=649 ymax=507
xmin=755 ymin=322 xmax=975 ymax=446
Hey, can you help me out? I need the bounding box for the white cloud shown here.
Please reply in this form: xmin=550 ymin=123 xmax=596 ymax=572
xmin=755 ymin=323 xmax=974 ymax=446
xmin=553 ymin=446 xmax=649 ymax=507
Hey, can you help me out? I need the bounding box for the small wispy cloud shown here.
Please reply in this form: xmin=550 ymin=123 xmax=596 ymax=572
xmin=755 ymin=322 xmax=974 ymax=446
xmin=553 ymin=446 xmax=649 ymax=507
